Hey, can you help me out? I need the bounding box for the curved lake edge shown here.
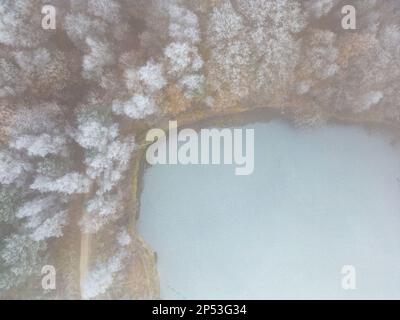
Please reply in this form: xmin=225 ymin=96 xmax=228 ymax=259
xmin=130 ymin=106 xmax=400 ymax=298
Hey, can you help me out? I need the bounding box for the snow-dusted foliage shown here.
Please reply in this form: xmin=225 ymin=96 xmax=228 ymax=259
xmin=168 ymin=3 xmax=200 ymax=44
xmin=137 ymin=61 xmax=167 ymax=93
xmin=308 ymin=30 xmax=339 ymax=80
xmin=16 ymin=195 xmax=67 ymax=242
xmin=208 ymin=0 xmax=244 ymax=43
xmin=74 ymin=110 xmax=135 ymax=190
xmin=304 ymin=0 xmax=339 ymax=18
xmin=72 ymin=106 xmax=136 ymax=233
xmin=16 ymin=196 xmax=56 ymax=219
xmin=30 ymin=172 xmax=92 ymax=195
xmin=0 ymin=186 xmax=24 ymax=224
xmin=164 ymin=42 xmax=203 ymax=76
xmin=74 ymin=118 xmax=119 ymax=151
xmin=0 ymin=234 xmax=46 ymax=290
xmin=86 ymin=193 xmax=120 ymax=217
xmin=83 ymin=37 xmax=115 ymax=80
xmin=80 ymin=195 xmax=126 ymax=234
xmin=0 ymin=102 xmax=80 ymax=294
xmin=0 ymin=151 xmax=32 ymax=185
xmin=117 ymin=229 xmax=132 ymax=247
xmin=29 ymin=210 xmax=68 ymax=241
xmin=163 ymin=4 xmax=205 ymax=99
xmin=0 ymin=58 xmax=24 ymax=97
xmin=81 ymin=247 xmax=129 ymax=299
xmin=10 ymin=134 xmax=66 ymax=157
xmin=113 ymin=95 xmax=158 ymax=119
xmin=87 ymin=0 xmax=121 ymax=23
xmin=80 ymin=135 xmax=135 ymax=232
xmin=9 ymin=103 xmax=64 ymax=137
xmin=359 ymin=91 xmax=384 ymax=112
xmin=1 ymin=46 xmax=70 ymax=99
xmin=85 ymin=138 xmax=135 ymax=188
xmin=0 ymin=0 xmax=50 ymax=48
xmin=207 ymin=0 xmax=306 ymax=101
xmin=114 ymin=59 xmax=166 ymax=119
xmin=64 ymin=13 xmax=107 ymax=45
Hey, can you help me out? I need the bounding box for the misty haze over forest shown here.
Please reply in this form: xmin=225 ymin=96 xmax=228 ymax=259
xmin=0 ymin=0 xmax=400 ymax=299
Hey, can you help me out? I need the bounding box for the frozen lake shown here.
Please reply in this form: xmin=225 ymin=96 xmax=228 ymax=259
xmin=138 ymin=120 xmax=400 ymax=299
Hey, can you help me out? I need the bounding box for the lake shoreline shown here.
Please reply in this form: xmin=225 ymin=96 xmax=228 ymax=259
xmin=131 ymin=104 xmax=400 ymax=298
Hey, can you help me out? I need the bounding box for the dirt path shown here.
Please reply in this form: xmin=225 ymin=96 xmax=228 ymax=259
xmin=79 ymin=232 xmax=90 ymax=298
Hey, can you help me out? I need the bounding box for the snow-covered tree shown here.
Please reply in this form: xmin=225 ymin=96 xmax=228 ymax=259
xmin=85 ymin=138 xmax=135 ymax=182
xmin=10 ymin=134 xmax=66 ymax=158
xmin=30 ymin=172 xmax=92 ymax=195
xmin=0 ymin=0 xmax=50 ymax=48
xmin=79 ymin=135 xmax=135 ymax=232
xmin=115 ymin=58 xmax=166 ymax=119
xmin=207 ymin=0 xmax=244 ymax=44
xmin=85 ymin=193 xmax=120 ymax=217
xmin=380 ymin=25 xmax=400 ymax=57
xmin=0 ymin=150 xmax=31 ymax=185
xmin=137 ymin=60 xmax=166 ymax=93
xmin=0 ymin=58 xmax=24 ymax=98
xmin=64 ymin=13 xmax=107 ymax=45
xmin=304 ymin=0 xmax=339 ymax=19
xmin=29 ymin=210 xmax=68 ymax=241
xmin=161 ymin=3 xmax=205 ymax=100
xmin=35 ymin=157 xmax=73 ymax=179
xmin=117 ymin=229 xmax=131 ymax=247
xmin=81 ymin=249 xmax=129 ymax=299
xmin=72 ymin=105 xmax=136 ymax=233
xmin=0 ymin=186 xmax=24 ymax=224
xmin=358 ymin=91 xmax=384 ymax=113
xmin=113 ymin=95 xmax=158 ymax=119
xmin=9 ymin=104 xmax=63 ymax=138
xmin=74 ymin=117 xmax=119 ymax=151
xmin=16 ymin=196 xmax=57 ymax=220
xmin=308 ymin=30 xmax=339 ymax=80
xmin=164 ymin=42 xmax=203 ymax=76
xmin=296 ymin=28 xmax=339 ymax=96
xmin=80 ymin=193 xmax=123 ymax=234
xmin=0 ymin=234 xmax=46 ymax=291
xmin=207 ymin=0 xmax=306 ymax=102
xmin=87 ymin=0 xmax=121 ymax=24
xmin=83 ymin=37 xmax=115 ymax=80
xmin=178 ymin=74 xmax=205 ymax=98
xmin=167 ymin=3 xmax=200 ymax=44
